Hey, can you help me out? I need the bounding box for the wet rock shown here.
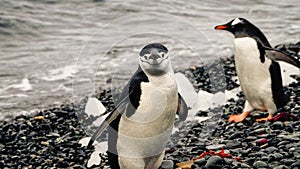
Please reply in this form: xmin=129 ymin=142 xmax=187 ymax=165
xmin=280 ymin=159 xmax=296 ymax=166
xmin=249 ymin=128 xmax=266 ymax=135
xmin=225 ymin=140 xmax=241 ymax=149
xmin=227 ymin=132 xmax=243 ymax=140
xmin=240 ymin=163 xmax=251 ymax=168
xmin=274 ymin=165 xmax=289 ymax=169
xmin=194 ymin=158 xmax=206 ymax=166
xmin=278 ymin=140 xmax=290 ymax=146
xmin=160 ymin=160 xmax=174 ymax=169
xmin=271 ymin=121 xmax=285 ymax=130
xmin=248 ymin=152 xmax=266 ymax=157
xmin=268 ymin=153 xmax=283 ymax=162
xmin=205 ymin=156 xmax=224 ymax=168
xmin=291 ymin=161 xmax=300 ymax=168
xmin=285 ymin=125 xmax=294 ymax=133
xmin=253 ymin=161 xmax=268 ymax=168
xmin=264 ymin=146 xmax=278 ymax=153
xmin=245 ymin=136 xmax=257 ymax=141
xmin=205 ymin=144 xmax=225 ymax=151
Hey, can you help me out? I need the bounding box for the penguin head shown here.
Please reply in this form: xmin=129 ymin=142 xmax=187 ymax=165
xmin=139 ymin=43 xmax=171 ymax=76
xmin=215 ymin=18 xmax=259 ymax=38
xmin=215 ymin=17 xmax=271 ymax=46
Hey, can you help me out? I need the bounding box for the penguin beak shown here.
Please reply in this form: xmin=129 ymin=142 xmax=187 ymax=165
xmin=214 ymin=25 xmax=229 ymax=30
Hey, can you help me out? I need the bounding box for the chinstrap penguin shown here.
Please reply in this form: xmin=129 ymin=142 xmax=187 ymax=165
xmin=88 ymin=43 xmax=188 ymax=168
xmin=215 ymin=18 xmax=300 ymax=122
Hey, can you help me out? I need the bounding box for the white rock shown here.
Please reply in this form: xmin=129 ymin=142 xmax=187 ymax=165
xmin=94 ymin=141 xmax=108 ymax=153
xmin=279 ymin=61 xmax=300 ymax=85
xmin=79 ymin=137 xmax=91 ymax=147
xmin=87 ymin=151 xmax=101 ymax=168
xmin=197 ymin=90 xmax=214 ymax=111
xmin=175 ymin=73 xmax=200 ymax=121
xmin=174 ymin=72 xmax=198 ymax=108
xmin=85 ymin=97 xmax=106 ymax=116
xmin=225 ymin=87 xmax=240 ymax=101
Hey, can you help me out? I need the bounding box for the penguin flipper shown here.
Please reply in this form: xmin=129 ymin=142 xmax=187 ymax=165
xmin=264 ymin=47 xmax=300 ymax=68
xmin=87 ymin=68 xmax=148 ymax=148
xmin=177 ymin=93 xmax=188 ymax=121
xmin=87 ymin=96 xmax=129 ymax=148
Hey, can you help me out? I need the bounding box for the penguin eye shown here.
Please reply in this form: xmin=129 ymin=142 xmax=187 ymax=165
xmin=142 ymin=54 xmax=150 ymax=60
xmin=160 ymin=52 xmax=167 ymax=58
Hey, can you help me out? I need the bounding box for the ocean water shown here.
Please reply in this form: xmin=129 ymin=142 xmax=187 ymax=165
xmin=0 ymin=0 xmax=299 ymax=119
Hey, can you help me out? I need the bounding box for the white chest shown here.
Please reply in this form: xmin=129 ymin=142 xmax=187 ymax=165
xmin=116 ymin=75 xmax=178 ymax=158
xmin=118 ymin=74 xmax=178 ymax=136
xmin=234 ymin=37 xmax=273 ymax=107
xmin=121 ymin=76 xmax=178 ymax=129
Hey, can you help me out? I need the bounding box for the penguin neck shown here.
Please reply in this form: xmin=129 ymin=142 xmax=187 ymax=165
xmin=146 ymin=69 xmax=175 ymax=86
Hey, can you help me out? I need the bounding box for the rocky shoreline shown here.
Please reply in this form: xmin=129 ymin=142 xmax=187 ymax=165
xmin=1 ymin=43 xmax=300 ymax=169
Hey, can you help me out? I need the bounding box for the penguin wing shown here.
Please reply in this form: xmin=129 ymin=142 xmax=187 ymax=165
xmin=177 ymin=93 xmax=188 ymax=121
xmin=87 ymin=95 xmax=128 ymax=148
xmin=264 ymin=46 xmax=300 ymax=68
xmin=87 ymin=68 xmax=148 ymax=147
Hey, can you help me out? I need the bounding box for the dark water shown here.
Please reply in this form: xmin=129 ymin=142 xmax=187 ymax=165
xmin=0 ymin=0 xmax=299 ymax=119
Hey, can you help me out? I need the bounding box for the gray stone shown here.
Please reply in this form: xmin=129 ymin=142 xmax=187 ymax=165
xmin=265 ymin=146 xmax=278 ymax=153
xmin=160 ymin=160 xmax=173 ymax=169
xmin=249 ymin=152 xmax=266 ymax=157
xmin=245 ymin=136 xmax=257 ymax=141
xmin=223 ymin=158 xmax=233 ymax=165
xmin=268 ymin=153 xmax=283 ymax=162
xmin=194 ymin=158 xmax=206 ymax=166
xmin=240 ymin=163 xmax=251 ymax=168
xmin=280 ymin=159 xmax=296 ymax=165
xmin=251 ymin=128 xmax=266 ymax=135
xmin=271 ymin=121 xmax=284 ymax=129
xmin=278 ymin=133 xmax=300 ymax=141
xmin=228 ymin=132 xmax=243 ymax=140
xmin=236 ymin=123 xmax=245 ymax=128
xmin=205 ymin=156 xmax=224 ymax=168
xmin=253 ymin=161 xmax=268 ymax=168
xmin=294 ymin=153 xmax=300 ymax=159
xmin=261 ymin=155 xmax=269 ymax=161
xmin=240 ymin=148 xmax=251 ymax=156
xmin=205 ymin=144 xmax=225 ymax=151
xmin=252 ymin=112 xmax=262 ymax=118
xmin=289 ymin=147 xmax=300 ymax=154
xmin=286 ymin=143 xmax=300 ymax=150
xmin=225 ymin=140 xmax=241 ymax=149
xmin=278 ymin=141 xmax=290 ymax=146
xmin=291 ymin=161 xmax=300 ymax=168
xmin=274 ymin=165 xmax=289 ymax=169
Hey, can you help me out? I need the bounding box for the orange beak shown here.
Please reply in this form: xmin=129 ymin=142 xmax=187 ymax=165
xmin=215 ymin=25 xmax=228 ymax=30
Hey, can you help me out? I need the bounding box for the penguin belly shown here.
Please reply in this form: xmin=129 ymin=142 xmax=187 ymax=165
xmin=117 ymin=81 xmax=178 ymax=169
xmin=234 ymin=37 xmax=277 ymax=112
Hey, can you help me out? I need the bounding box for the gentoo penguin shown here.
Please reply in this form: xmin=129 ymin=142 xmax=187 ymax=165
xmin=88 ymin=43 xmax=188 ymax=169
xmin=214 ymin=18 xmax=300 ymax=122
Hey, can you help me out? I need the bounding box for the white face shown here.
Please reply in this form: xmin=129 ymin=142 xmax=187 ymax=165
xmin=139 ymin=49 xmax=171 ymax=76
xmin=232 ymin=18 xmax=243 ymax=26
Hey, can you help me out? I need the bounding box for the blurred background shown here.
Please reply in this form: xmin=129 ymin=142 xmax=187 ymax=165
xmin=0 ymin=0 xmax=299 ymax=119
